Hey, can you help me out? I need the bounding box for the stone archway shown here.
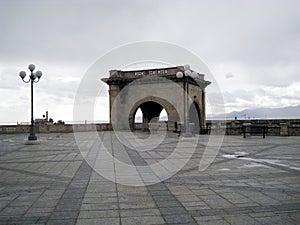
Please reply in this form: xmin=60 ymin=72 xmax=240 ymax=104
xmin=102 ymin=66 xmax=210 ymax=132
xmin=133 ymin=101 xmax=163 ymax=131
xmin=129 ymin=96 xmax=180 ymax=131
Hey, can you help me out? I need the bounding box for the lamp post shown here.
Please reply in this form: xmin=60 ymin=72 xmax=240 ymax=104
xmin=19 ymin=64 xmax=42 ymax=141
xmin=176 ymin=65 xmax=199 ymax=137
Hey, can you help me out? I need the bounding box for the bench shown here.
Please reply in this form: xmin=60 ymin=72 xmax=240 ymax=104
xmin=242 ymin=123 xmax=268 ymax=138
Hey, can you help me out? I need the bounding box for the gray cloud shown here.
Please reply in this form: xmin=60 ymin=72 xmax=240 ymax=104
xmin=225 ymin=73 xmax=234 ymax=79
xmin=0 ymin=0 xmax=300 ymax=122
xmin=1 ymin=1 xmax=299 ymax=65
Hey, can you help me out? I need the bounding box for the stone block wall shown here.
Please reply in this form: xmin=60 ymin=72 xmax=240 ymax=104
xmin=0 ymin=119 xmax=299 ymax=136
xmin=206 ymin=119 xmax=300 ymax=136
xmin=0 ymin=123 xmax=112 ymax=134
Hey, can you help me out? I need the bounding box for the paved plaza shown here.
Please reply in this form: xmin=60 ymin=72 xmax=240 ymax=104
xmin=0 ymin=132 xmax=299 ymax=224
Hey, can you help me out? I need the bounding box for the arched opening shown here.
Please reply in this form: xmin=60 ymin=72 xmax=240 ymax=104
xmin=129 ymin=96 xmax=180 ymax=132
xmin=134 ymin=108 xmax=143 ymax=123
xmin=189 ymin=101 xmax=201 ymax=134
xmin=159 ymin=109 xmax=168 ymax=121
xmin=132 ymin=101 xmax=169 ymax=131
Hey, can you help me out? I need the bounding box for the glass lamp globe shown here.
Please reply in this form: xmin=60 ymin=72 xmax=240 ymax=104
xmin=176 ymin=71 xmax=183 ymax=78
xmin=28 ymin=64 xmax=35 ymax=72
xmin=35 ymin=70 xmax=43 ymax=78
xmin=184 ymin=70 xmax=192 ymax=77
xmin=184 ymin=64 xmax=190 ymax=71
xmin=19 ymin=71 xmax=26 ymax=79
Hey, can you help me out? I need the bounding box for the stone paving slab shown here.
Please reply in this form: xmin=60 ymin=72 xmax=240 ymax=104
xmin=0 ymin=132 xmax=299 ymax=224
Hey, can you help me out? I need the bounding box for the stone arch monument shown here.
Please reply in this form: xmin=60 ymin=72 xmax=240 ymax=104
xmin=102 ymin=66 xmax=210 ymax=133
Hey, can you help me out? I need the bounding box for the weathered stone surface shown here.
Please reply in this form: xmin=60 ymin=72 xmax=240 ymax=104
xmin=102 ymin=66 xmax=209 ymax=132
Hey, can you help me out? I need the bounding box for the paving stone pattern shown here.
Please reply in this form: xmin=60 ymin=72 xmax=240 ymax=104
xmin=0 ymin=132 xmax=299 ymax=224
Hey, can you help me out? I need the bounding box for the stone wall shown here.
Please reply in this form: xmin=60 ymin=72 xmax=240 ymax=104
xmin=0 ymin=119 xmax=299 ymax=136
xmin=0 ymin=123 xmax=112 ymax=134
xmin=206 ymin=119 xmax=300 ymax=136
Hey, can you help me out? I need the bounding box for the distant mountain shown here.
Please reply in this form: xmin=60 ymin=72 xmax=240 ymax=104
xmin=208 ymin=105 xmax=300 ymax=120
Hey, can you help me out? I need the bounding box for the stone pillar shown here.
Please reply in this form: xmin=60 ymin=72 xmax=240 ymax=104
xmin=201 ymin=90 xmax=206 ymax=128
xmin=280 ymin=123 xmax=289 ymax=136
xmin=108 ymin=85 xmax=120 ymax=123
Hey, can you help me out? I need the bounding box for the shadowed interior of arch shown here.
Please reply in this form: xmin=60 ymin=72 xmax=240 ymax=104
xmin=133 ymin=101 xmax=168 ymax=131
xmin=189 ymin=100 xmax=201 ymax=131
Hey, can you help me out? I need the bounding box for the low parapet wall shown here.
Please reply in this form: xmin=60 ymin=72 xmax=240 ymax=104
xmin=0 ymin=123 xmax=112 ymax=134
xmin=0 ymin=119 xmax=299 ymax=136
xmin=206 ymin=119 xmax=300 ymax=136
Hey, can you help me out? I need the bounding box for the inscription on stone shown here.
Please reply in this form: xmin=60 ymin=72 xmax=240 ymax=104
xmin=134 ymin=69 xmax=168 ymax=77
xmin=134 ymin=71 xmax=144 ymax=76
xmin=157 ymin=69 xmax=168 ymax=75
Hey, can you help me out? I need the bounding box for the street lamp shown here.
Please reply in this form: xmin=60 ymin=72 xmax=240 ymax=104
xmin=176 ymin=65 xmax=199 ymax=137
xmin=19 ymin=64 xmax=42 ymax=141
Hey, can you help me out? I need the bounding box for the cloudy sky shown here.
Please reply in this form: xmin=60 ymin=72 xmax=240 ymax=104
xmin=0 ymin=0 xmax=299 ymax=124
